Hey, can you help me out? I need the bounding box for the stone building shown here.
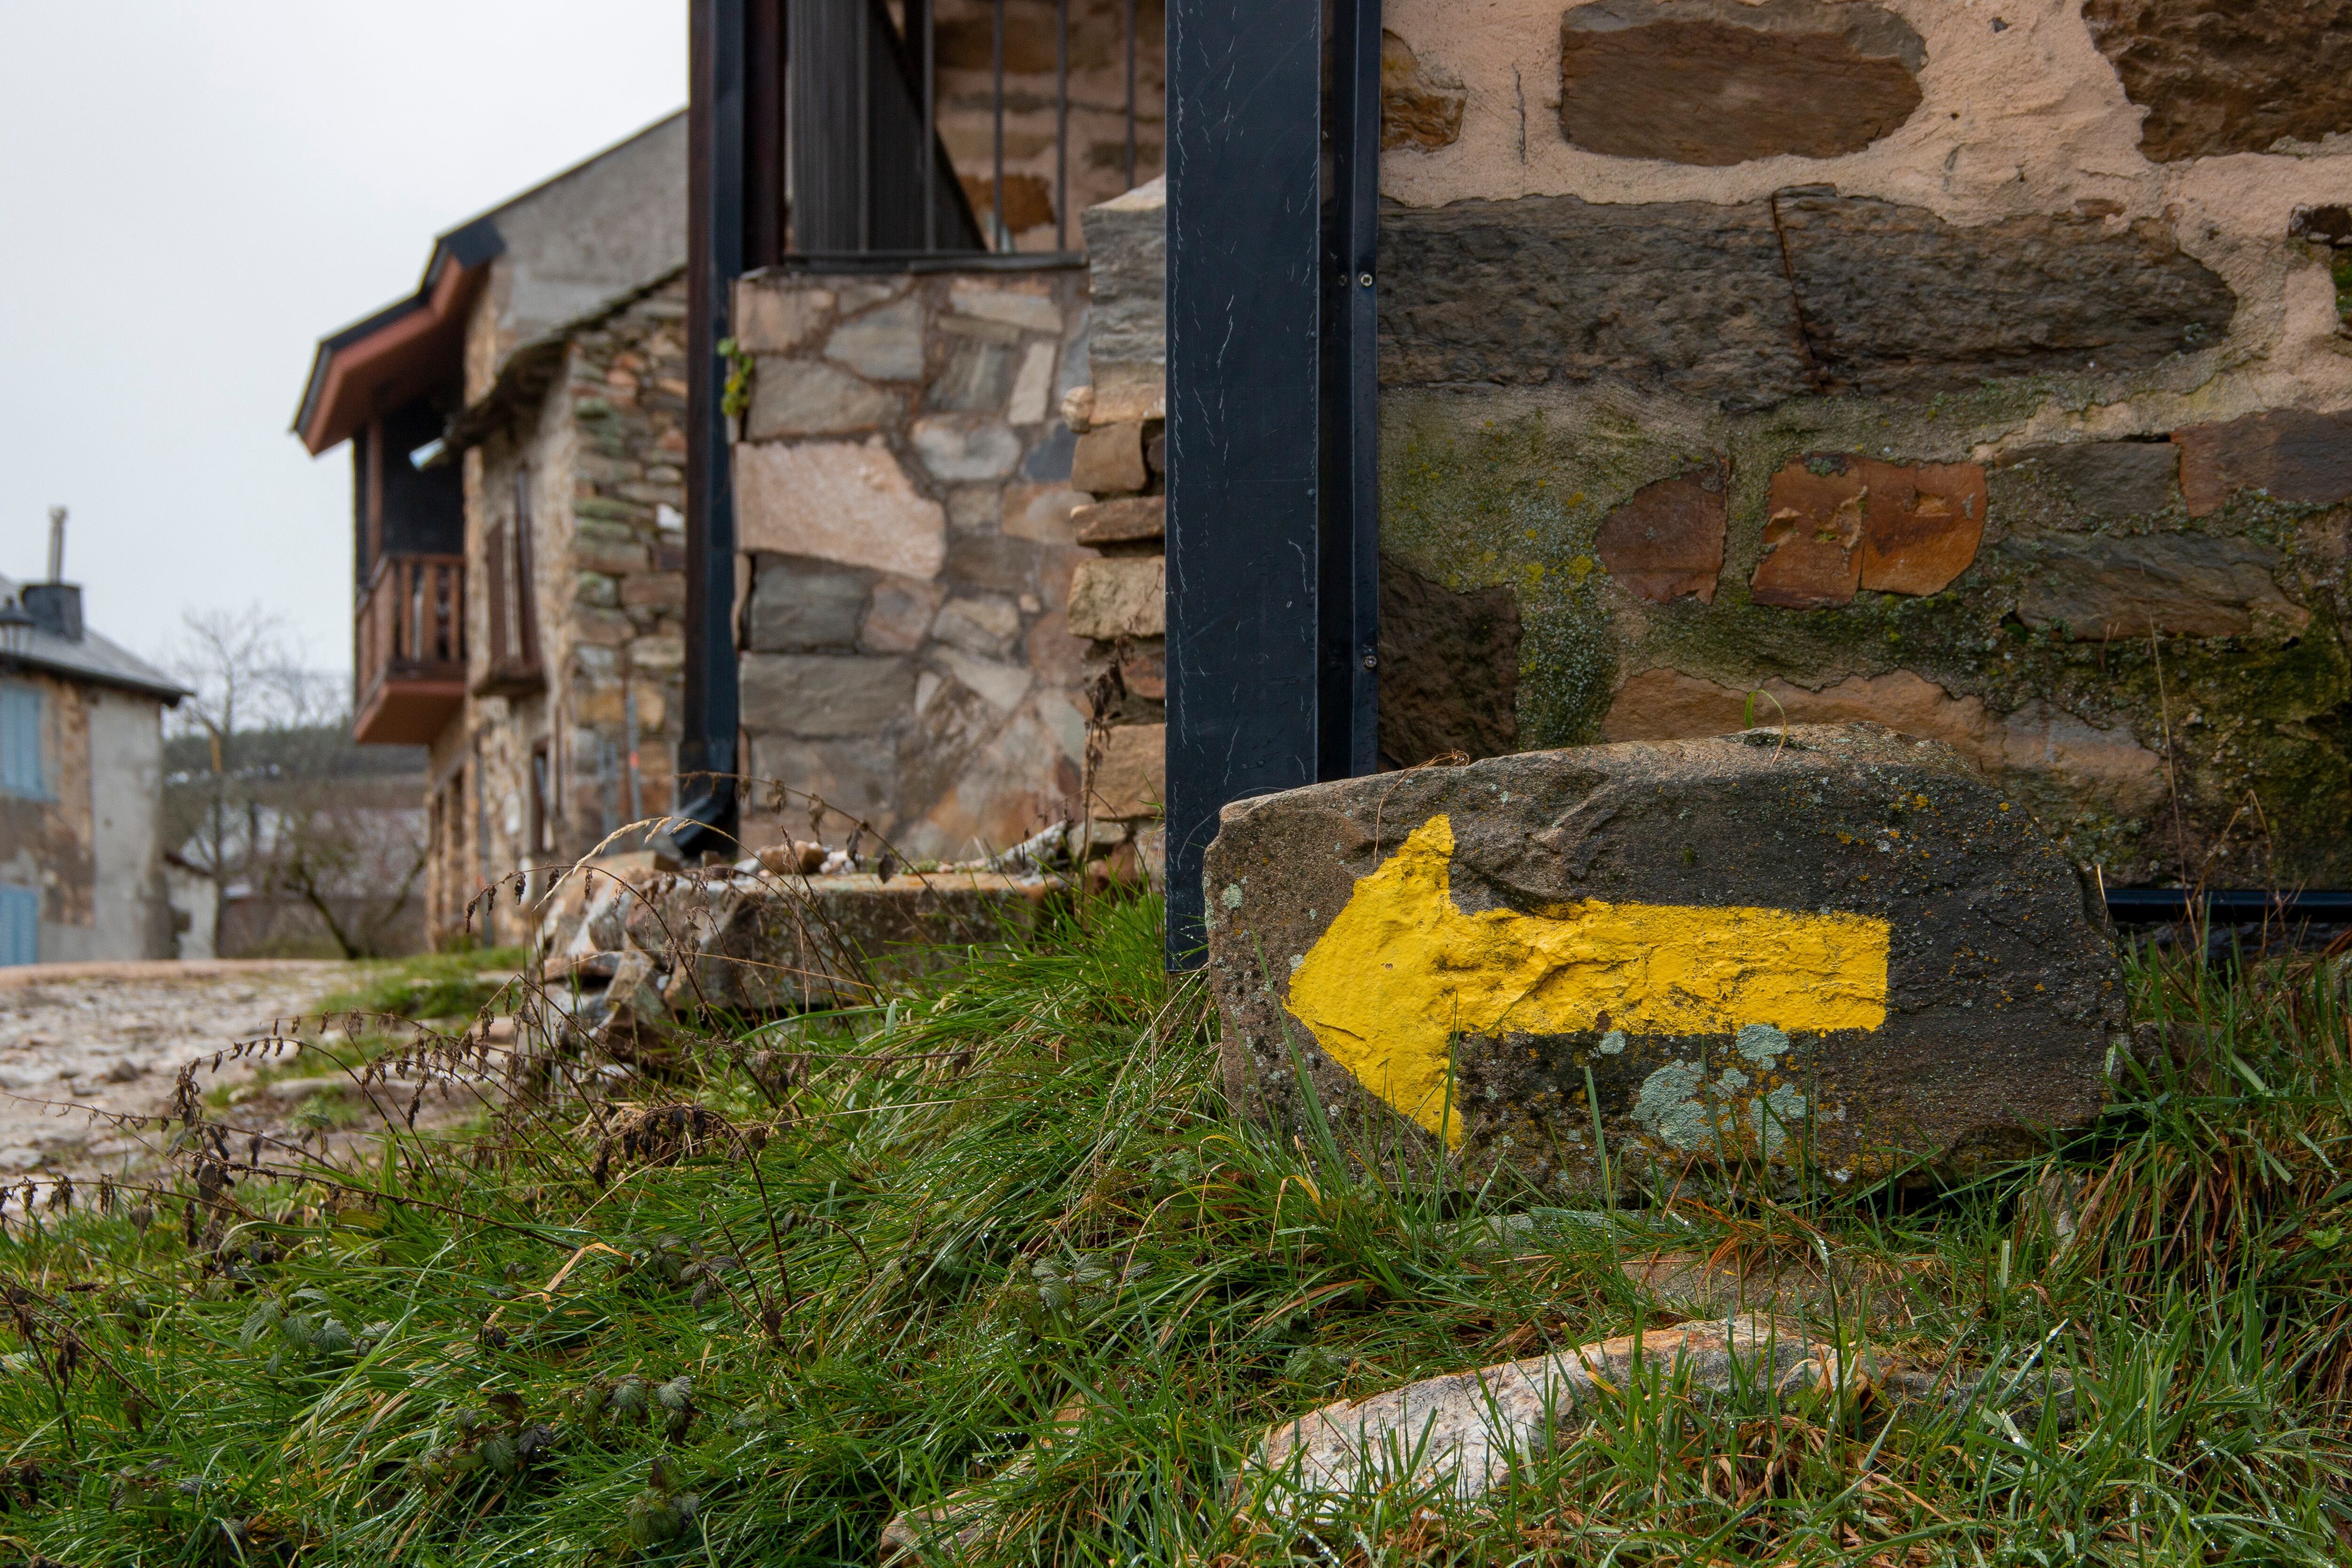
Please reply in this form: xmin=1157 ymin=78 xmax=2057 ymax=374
xmin=295 ymin=114 xmax=690 ymax=947
xmin=0 ymin=571 xmax=184 ymax=964
xmin=1353 ymin=0 xmax=2352 ymax=887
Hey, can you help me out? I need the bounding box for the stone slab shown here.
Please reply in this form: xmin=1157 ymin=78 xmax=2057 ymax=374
xmin=825 ymin=296 xmax=925 ymax=381
xmin=1559 ymin=0 xmax=1923 ymax=167
xmin=1377 ymin=559 xmax=1520 ymax=766
xmin=1071 ymin=494 xmax=1165 ymax=545
xmin=2082 ymin=0 xmax=2352 ymax=162
xmin=734 ymin=438 xmax=947 ymax=579
xmin=2009 ymin=530 xmax=2310 ymax=641
xmin=746 ymin=558 xmax=869 ymax=652
xmin=745 ymin=358 xmax=895 ymax=438
xmin=1594 ymin=463 xmax=1726 ymax=604
xmin=1068 ymin=556 xmax=1166 ymax=640
xmin=1203 ymin=724 xmax=2123 ymax=1192
xmin=2173 ymin=409 xmax=2352 ymax=517
xmin=1071 ymin=421 xmax=1148 ymax=495
xmin=1998 ymin=441 xmax=2179 ymax=518
xmin=1088 ymin=723 xmax=1165 ymax=818
xmin=1381 ymin=30 xmax=1465 ymax=150
xmin=739 ymin=653 xmax=916 ymax=738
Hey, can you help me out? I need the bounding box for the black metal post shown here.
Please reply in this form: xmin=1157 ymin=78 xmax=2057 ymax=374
xmin=680 ymin=0 xmax=747 ymax=858
xmin=1165 ymin=0 xmax=1327 ymax=967
xmin=1319 ymin=0 xmax=1381 ymax=780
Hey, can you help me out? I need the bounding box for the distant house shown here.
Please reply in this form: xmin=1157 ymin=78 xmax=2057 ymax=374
xmin=293 ymin=114 xmax=688 ymax=947
xmin=0 ymin=570 xmax=186 ymax=964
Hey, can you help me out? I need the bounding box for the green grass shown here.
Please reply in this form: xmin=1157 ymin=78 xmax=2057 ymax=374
xmin=0 ymin=899 xmax=2346 ymax=1565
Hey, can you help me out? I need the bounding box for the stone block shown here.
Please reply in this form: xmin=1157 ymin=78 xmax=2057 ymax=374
xmin=2010 ymin=531 xmax=2310 ymax=641
xmin=1378 ymin=559 xmax=1519 ymax=767
xmin=1071 ymin=494 xmax=1164 ymax=545
xmin=1998 ymin=441 xmax=2179 ymax=518
xmin=2173 ymin=409 xmax=2352 ymax=517
xmin=628 ymin=635 xmax=685 ymax=674
xmin=1071 ymin=421 xmax=1147 ymax=495
xmin=2082 ymin=0 xmax=2352 ymax=161
xmin=574 ymin=540 xmax=652 ymax=577
xmin=1007 ymin=341 xmax=1058 ymax=425
xmin=1381 ymin=30 xmax=1465 ymax=150
xmin=946 ymin=282 xmax=1063 ymax=335
xmin=745 ymin=358 xmax=895 ymax=438
xmin=1204 ymin=724 xmax=2124 ymax=1190
xmin=1380 ymin=194 xmax=2234 ymax=409
xmin=576 ymin=570 xmax=620 ymax=608
xmin=733 ymin=283 xmax=832 ymax=353
xmin=1561 ymin=0 xmax=1921 ymax=166
xmin=1594 ymin=463 xmax=1725 ymax=604
xmin=862 ymin=575 xmax=948 ymax=653
xmin=1067 ymin=556 xmax=1166 ymax=640
xmin=911 ymin=415 xmax=1022 ymax=481
xmin=825 ymin=297 xmax=925 ymax=381
xmin=621 ymin=572 xmax=685 ymax=609
xmin=946 ymin=532 xmax=1048 ymax=595
xmin=739 ymin=653 xmax=916 ymax=738
xmin=933 ymin=646 xmax=1033 ymax=713
xmin=1118 ymin=647 xmax=1166 ymax=700
xmin=1078 ymin=178 xmax=1166 ymax=383
xmin=746 ymin=559 xmax=869 ymax=651
xmin=734 ymin=437 xmax=946 ymax=578
xmin=1004 ymin=484 xmax=1090 ymax=544
xmin=930 ymin=593 xmax=1023 ymax=660
xmin=574 ymin=607 xmax=636 ymax=647
xmin=1751 ymin=454 xmax=1984 ymax=607
xmin=749 ymin=733 xmax=898 ymax=825
xmin=926 ymin=341 xmax=1018 ymax=413
xmin=1089 ymin=723 xmax=1164 ymax=818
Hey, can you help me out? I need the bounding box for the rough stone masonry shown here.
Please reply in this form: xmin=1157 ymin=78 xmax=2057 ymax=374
xmin=1204 ymin=724 xmax=2124 ymax=1192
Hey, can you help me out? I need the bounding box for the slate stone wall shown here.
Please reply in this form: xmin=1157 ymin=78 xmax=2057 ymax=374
xmin=729 ymin=267 xmax=1102 ymax=862
xmin=1373 ymin=0 xmax=2352 ymax=886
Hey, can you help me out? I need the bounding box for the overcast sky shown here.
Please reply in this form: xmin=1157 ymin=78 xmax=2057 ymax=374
xmin=0 ymin=4 xmax=686 ymax=681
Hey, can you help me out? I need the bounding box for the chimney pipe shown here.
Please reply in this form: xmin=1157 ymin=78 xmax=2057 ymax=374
xmin=46 ymin=507 xmax=65 ymax=583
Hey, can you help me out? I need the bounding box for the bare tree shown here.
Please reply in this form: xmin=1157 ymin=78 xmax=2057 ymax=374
xmin=161 ymin=608 xmax=428 ymax=958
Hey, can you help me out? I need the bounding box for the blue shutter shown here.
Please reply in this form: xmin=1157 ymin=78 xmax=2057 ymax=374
xmin=0 ymin=884 xmax=37 ymax=966
xmin=0 ymin=685 xmax=42 ymax=799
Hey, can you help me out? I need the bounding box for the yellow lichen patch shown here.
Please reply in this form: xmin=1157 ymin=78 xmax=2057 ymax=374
xmin=1286 ymin=815 xmax=1890 ymax=1146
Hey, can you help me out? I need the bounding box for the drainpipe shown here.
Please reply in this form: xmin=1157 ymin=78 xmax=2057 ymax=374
xmin=675 ymin=0 xmax=749 ymax=860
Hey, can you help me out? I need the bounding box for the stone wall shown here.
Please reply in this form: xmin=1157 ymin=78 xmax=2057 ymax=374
xmin=1370 ymin=0 xmax=2352 ymax=885
xmin=439 ymin=278 xmax=691 ymax=947
xmin=730 ymin=265 xmax=1101 ymax=862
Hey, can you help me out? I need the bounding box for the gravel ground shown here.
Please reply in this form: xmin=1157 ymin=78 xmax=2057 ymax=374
xmin=0 ymin=960 xmax=355 ymax=1178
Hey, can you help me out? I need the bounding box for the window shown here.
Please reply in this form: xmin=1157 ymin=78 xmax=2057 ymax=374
xmin=0 ymin=684 xmax=44 ymax=799
xmin=0 ymin=884 xmax=36 ymax=965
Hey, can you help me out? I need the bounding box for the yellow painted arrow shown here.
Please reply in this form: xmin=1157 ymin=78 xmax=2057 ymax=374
xmin=1285 ymin=815 xmax=1889 ymax=1146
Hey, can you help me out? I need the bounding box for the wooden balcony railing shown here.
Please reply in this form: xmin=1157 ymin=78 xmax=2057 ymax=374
xmin=354 ymin=553 xmax=465 ymax=745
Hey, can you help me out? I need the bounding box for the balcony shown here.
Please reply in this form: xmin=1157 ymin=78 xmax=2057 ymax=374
xmin=355 ymin=553 xmax=464 ymax=745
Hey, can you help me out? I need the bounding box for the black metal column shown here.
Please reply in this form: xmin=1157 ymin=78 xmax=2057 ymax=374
xmin=1319 ymin=0 xmax=1382 ymax=781
xmin=1165 ymin=0 xmax=1327 ymax=967
xmin=680 ymin=0 xmax=749 ymax=856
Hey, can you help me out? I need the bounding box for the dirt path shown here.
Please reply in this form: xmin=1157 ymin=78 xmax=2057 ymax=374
xmin=0 ymin=960 xmax=357 ymax=1178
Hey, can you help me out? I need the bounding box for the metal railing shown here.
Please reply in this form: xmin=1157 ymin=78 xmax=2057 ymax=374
xmin=783 ymin=0 xmax=1150 ymax=261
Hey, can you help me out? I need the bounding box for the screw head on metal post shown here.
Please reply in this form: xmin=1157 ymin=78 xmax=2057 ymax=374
xmin=1360 ymin=649 xmax=1378 ymax=671
xmin=1358 ymin=272 xmax=1374 ymax=287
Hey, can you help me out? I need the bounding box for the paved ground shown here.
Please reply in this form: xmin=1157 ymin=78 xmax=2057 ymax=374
xmin=0 ymin=960 xmax=355 ymax=1177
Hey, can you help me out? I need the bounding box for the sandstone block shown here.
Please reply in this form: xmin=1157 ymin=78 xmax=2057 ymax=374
xmin=1594 ymin=463 xmax=1725 ymax=604
xmin=739 ymin=653 xmax=915 ymax=738
xmin=929 ymin=593 xmax=1023 ymax=660
xmin=926 ymin=341 xmax=1018 ymax=413
xmin=1559 ymin=0 xmax=1923 ymax=166
xmin=933 ymin=646 xmax=1033 ymax=714
xmin=2011 ymin=531 xmax=2310 ymax=641
xmin=732 ymin=282 xmax=832 ymax=353
xmin=825 ymin=297 xmax=924 ymax=381
xmin=1070 ymin=421 xmax=1148 ymax=495
xmin=1078 ymin=177 xmax=1166 ymax=385
xmin=863 ymin=575 xmax=949 ymax=653
xmin=1067 ymin=556 xmax=1166 ymax=639
xmin=1071 ymin=494 xmax=1165 ymax=545
xmin=2173 ymin=409 xmax=2352 ymax=517
xmin=1381 ymin=31 xmax=1465 ymax=150
xmin=910 ymin=415 xmax=1022 ymax=481
xmin=745 ymin=358 xmax=895 ymax=438
xmin=2082 ymin=0 xmax=2352 ymax=161
xmin=1999 ymin=441 xmax=2178 ymax=518
xmin=1089 ymin=723 xmax=1165 ymax=818
xmin=1377 ymin=560 xmax=1519 ymax=766
xmin=735 ymin=438 xmax=946 ymax=578
xmin=1204 ymin=724 xmax=2123 ymax=1191
xmin=1751 ymin=454 xmax=1984 ymax=607
xmin=1007 ymin=341 xmax=1058 ymax=425
xmin=1004 ymin=484 xmax=1091 ymax=544
xmin=746 ymin=559 xmax=869 ymax=651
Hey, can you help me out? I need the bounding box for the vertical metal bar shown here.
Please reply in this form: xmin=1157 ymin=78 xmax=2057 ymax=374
xmin=682 ymin=0 xmax=744 ymax=858
xmin=1165 ymin=0 xmax=1325 ymax=968
xmin=992 ymin=0 xmax=1006 ymax=249
xmin=921 ymin=0 xmax=936 ymax=251
xmin=1124 ymin=0 xmax=1136 ymax=186
xmin=857 ymin=0 xmax=872 ymax=253
xmin=1319 ymin=0 xmax=1381 ymax=781
xmin=1056 ymin=0 xmax=1068 ymax=250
